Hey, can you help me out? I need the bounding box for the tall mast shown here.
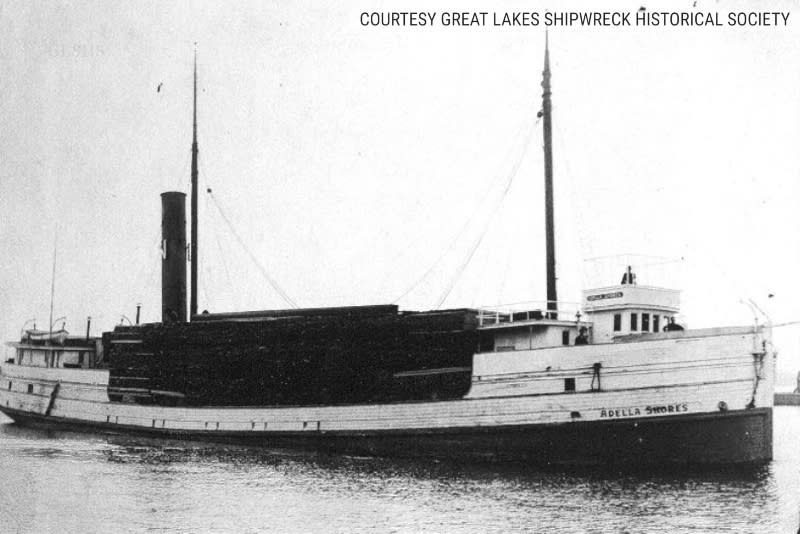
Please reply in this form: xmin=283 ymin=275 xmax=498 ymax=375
xmin=542 ymin=33 xmax=558 ymax=314
xmin=190 ymin=46 xmax=199 ymax=319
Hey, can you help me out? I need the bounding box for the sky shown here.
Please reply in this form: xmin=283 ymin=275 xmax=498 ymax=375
xmin=1 ymin=1 xmax=799 ymax=384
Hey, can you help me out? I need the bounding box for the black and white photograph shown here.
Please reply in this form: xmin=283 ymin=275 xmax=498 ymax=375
xmin=0 ymin=1 xmax=798 ymax=532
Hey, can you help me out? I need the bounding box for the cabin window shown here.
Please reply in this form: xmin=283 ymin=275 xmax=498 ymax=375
xmin=27 ymin=384 xmax=33 ymax=394
xmin=7 ymin=381 xmax=11 ymax=390
xmin=564 ymin=378 xmax=576 ymax=392
xmin=478 ymin=331 xmax=495 ymax=353
xmin=562 ymin=331 xmax=570 ymax=346
xmin=630 ymin=313 xmax=638 ymax=331
xmin=78 ymin=352 xmax=85 ymax=365
xmin=642 ymin=313 xmax=650 ymax=332
xmin=613 ymin=314 xmax=621 ymax=332
xmin=653 ymin=315 xmax=660 ymax=332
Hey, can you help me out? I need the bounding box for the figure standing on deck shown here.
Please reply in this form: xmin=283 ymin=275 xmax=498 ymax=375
xmin=664 ymin=317 xmax=684 ymax=331
xmin=621 ymin=265 xmax=636 ymax=285
xmin=575 ymin=327 xmax=589 ymax=345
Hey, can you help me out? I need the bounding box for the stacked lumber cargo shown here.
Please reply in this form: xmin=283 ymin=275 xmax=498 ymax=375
xmin=105 ymin=306 xmax=479 ymax=407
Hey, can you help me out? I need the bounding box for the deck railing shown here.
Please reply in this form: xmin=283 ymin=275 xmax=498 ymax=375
xmin=477 ymin=300 xmax=582 ymax=327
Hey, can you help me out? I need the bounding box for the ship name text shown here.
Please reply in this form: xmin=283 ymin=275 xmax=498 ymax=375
xmin=600 ymin=403 xmax=688 ymax=418
xmin=587 ymin=291 xmax=623 ymax=302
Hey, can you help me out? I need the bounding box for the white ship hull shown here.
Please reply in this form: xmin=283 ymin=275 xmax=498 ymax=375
xmin=0 ymin=326 xmax=775 ymax=466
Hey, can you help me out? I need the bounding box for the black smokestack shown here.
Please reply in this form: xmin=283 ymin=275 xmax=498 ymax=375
xmin=161 ymin=192 xmax=187 ymax=323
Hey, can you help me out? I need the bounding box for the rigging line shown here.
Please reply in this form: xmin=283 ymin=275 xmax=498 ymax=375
xmin=435 ymin=119 xmax=536 ymax=309
xmin=199 ymin=193 xmax=214 ymax=308
xmin=49 ymin=231 xmax=58 ymax=336
xmin=494 ymin=229 xmax=516 ymax=306
xmin=553 ymin=117 xmax=592 ymax=283
xmin=209 ymin=193 xmax=237 ymax=310
xmin=469 ymin=224 xmax=496 ymax=308
xmin=466 ymin=230 xmax=489 ymax=309
xmin=207 ymin=191 xmax=298 ymax=309
xmin=173 ymin=147 xmax=192 ymax=192
xmin=199 ymin=256 xmax=213 ymax=310
xmin=583 ymin=252 xmax=680 ymax=262
xmin=392 ymin=110 xmax=538 ymax=304
xmin=771 ymin=320 xmax=800 ymax=328
xmin=436 ymin=228 xmax=489 ymax=309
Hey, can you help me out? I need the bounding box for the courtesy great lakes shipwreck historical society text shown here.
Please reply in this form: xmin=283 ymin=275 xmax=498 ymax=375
xmin=358 ymin=10 xmax=790 ymax=29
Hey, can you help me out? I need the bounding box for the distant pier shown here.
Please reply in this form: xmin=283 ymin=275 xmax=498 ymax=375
xmin=775 ymin=393 xmax=800 ymax=406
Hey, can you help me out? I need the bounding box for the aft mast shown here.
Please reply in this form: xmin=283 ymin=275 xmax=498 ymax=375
xmin=542 ymin=33 xmax=558 ymax=315
xmin=190 ymin=46 xmax=199 ymax=319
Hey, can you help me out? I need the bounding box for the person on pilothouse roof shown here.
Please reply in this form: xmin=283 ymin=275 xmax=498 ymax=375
xmin=620 ymin=265 xmax=636 ymax=285
xmin=664 ymin=317 xmax=684 ymax=331
xmin=575 ymin=327 xmax=589 ymax=345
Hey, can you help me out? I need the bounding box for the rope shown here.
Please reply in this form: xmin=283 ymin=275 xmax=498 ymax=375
xmin=207 ymin=190 xmax=298 ymax=309
xmin=212 ymin=206 xmax=237 ymax=309
xmin=554 ymin=114 xmax=593 ymax=278
xmin=495 ymin=188 xmax=526 ymax=305
xmin=393 ymin=103 xmax=538 ymax=305
xmin=434 ymin=118 xmax=536 ymax=309
xmin=770 ymin=320 xmax=800 ymax=329
xmin=434 ymin=219 xmax=490 ymax=309
xmin=198 ymin=193 xmax=214 ymax=308
xmin=172 ymin=147 xmax=192 ymax=192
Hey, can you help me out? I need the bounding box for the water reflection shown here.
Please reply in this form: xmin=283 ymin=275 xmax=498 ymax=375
xmin=0 ymin=411 xmax=797 ymax=534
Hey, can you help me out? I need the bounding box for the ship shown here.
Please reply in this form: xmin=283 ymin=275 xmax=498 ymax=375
xmin=0 ymin=41 xmax=776 ymax=466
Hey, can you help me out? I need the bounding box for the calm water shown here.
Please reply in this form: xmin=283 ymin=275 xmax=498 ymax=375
xmin=1 ymin=409 xmax=799 ymax=533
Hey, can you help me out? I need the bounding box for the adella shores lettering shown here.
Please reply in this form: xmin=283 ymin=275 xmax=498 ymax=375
xmin=586 ymin=291 xmax=624 ymax=302
xmin=600 ymin=403 xmax=689 ymax=418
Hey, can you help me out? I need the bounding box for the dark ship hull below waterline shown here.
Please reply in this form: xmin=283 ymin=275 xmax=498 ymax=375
xmin=0 ymin=404 xmax=772 ymax=466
